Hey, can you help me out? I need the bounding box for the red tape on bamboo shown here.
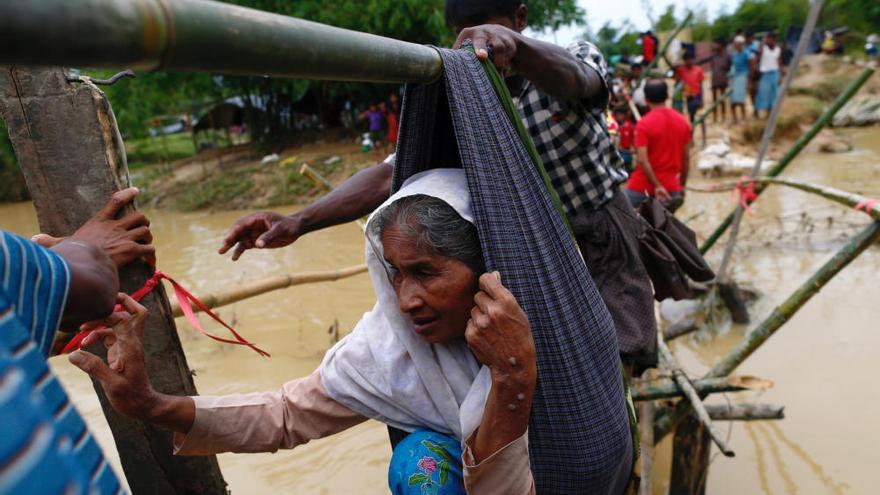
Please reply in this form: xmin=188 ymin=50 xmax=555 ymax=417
xmin=61 ymin=271 xmax=270 ymax=357
xmin=732 ymin=177 xmax=758 ymax=215
xmin=854 ymin=198 xmax=880 ymax=215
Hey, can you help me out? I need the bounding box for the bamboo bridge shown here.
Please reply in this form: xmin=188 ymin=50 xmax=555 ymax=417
xmin=0 ymin=0 xmax=877 ymax=493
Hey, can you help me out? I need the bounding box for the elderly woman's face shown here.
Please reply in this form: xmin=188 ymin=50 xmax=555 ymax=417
xmin=382 ymin=224 xmax=479 ymax=344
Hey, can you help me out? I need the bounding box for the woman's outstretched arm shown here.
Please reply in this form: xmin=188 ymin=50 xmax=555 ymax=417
xmin=69 ymin=294 xmax=366 ymax=455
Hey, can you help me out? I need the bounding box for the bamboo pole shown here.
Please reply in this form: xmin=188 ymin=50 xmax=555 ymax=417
xmin=638 ymin=12 xmax=694 ymax=86
xmin=705 ymin=403 xmax=784 ymax=421
xmin=655 ymin=220 xmax=880 ymax=441
xmin=638 ymin=400 xmax=654 ymax=495
xmin=616 ymin=82 xmax=642 ymax=121
xmin=632 ymin=374 xmax=773 ymax=401
xmin=170 ymin=264 xmax=368 ymax=317
xmin=714 ymin=0 xmax=824 ymax=287
xmin=699 ymin=66 xmax=875 ymax=253
xmin=657 ymin=333 xmax=735 ymax=457
xmin=300 ymin=163 xmax=335 ymax=190
xmin=299 ymin=163 xmax=367 ymax=231
xmin=664 ymin=318 xmax=698 ymax=340
xmin=690 ymin=177 xmax=880 ymax=221
xmin=0 ymin=0 xmax=442 ymax=83
xmin=691 ymin=88 xmax=731 ymax=134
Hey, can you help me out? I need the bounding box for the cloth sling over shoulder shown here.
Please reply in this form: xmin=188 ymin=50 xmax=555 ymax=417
xmin=392 ymin=46 xmax=633 ymax=494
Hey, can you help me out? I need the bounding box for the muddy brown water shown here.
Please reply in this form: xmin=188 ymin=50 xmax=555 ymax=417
xmin=1 ymin=127 xmax=878 ymax=494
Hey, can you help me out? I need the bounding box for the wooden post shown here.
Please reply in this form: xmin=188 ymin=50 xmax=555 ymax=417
xmin=669 ymin=412 xmax=712 ymax=495
xmin=0 ymin=66 xmax=227 ymax=494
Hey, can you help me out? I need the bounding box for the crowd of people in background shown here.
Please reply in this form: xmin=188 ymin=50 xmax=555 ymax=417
xmin=607 ymin=29 xmax=802 ymax=212
xmin=607 ymin=25 xmax=873 ymax=213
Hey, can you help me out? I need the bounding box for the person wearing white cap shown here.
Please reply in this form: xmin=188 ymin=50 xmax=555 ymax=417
xmin=729 ymin=35 xmax=751 ymax=123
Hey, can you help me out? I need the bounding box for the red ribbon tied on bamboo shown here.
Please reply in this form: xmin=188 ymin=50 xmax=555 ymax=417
xmin=853 ymin=198 xmax=880 ymax=216
xmin=62 ymin=271 xmax=270 ymax=357
xmin=732 ymin=177 xmax=758 ymax=215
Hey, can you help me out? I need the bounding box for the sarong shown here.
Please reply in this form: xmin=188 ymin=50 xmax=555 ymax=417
xmin=393 ymin=47 xmax=633 ymax=494
xmin=730 ymin=72 xmax=748 ymax=104
xmin=755 ymin=70 xmax=780 ymax=110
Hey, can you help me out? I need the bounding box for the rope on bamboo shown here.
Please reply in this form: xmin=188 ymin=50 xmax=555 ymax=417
xmin=169 ymin=264 xmax=369 ymax=317
xmin=686 ymin=177 xmax=880 ymax=222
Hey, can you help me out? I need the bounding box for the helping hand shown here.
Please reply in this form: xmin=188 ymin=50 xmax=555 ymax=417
xmin=454 ymin=24 xmax=520 ymax=75
xmin=465 ymin=273 xmax=536 ymax=382
xmin=68 ymin=294 xmax=157 ymax=421
xmin=218 ymin=211 xmax=303 ymax=261
xmin=32 ymin=187 xmax=154 ymax=267
xmin=655 ymin=186 xmax=672 ymax=202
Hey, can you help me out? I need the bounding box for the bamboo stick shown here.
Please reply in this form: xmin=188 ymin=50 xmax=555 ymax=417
xmin=656 ymin=333 xmax=735 ymax=457
xmin=170 ymin=264 xmax=368 ymax=317
xmin=655 ymin=220 xmax=880 ymax=441
xmin=300 ymin=163 xmax=335 ymax=191
xmin=300 ymin=163 xmax=367 ymax=231
xmin=664 ymin=318 xmax=698 ymax=340
xmin=638 ymin=400 xmax=654 ymax=495
xmin=705 ymin=403 xmax=784 ymax=421
xmin=638 ymin=12 xmax=694 ymax=86
xmin=699 ymin=66 xmax=875 ymax=253
xmin=632 ymin=374 xmax=773 ymax=401
xmin=616 ymin=82 xmax=642 ymax=121
xmin=697 ymin=177 xmax=880 ymax=221
xmin=691 ymin=88 xmax=731 ymax=133
xmin=715 ymin=0 xmax=824 ymax=285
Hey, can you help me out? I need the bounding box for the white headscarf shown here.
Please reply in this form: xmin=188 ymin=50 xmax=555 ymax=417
xmin=319 ymin=168 xmax=491 ymax=442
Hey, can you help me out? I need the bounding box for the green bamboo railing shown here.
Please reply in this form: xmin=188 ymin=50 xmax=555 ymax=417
xmin=655 ymin=216 xmax=880 ymax=440
xmin=0 ymin=0 xmax=442 ymax=83
xmin=699 ymin=67 xmax=875 ymax=253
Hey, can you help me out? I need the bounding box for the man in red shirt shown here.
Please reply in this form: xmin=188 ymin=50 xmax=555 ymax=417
xmin=625 ymin=79 xmax=692 ymax=213
xmin=676 ymin=51 xmax=705 ymax=147
xmin=641 ymin=31 xmax=657 ymax=64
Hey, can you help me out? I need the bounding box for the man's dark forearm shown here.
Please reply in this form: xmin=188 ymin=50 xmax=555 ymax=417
xmin=295 ymin=161 xmax=393 ymax=235
xmin=52 ymin=239 xmax=118 ymax=327
xmin=513 ymin=35 xmax=602 ymax=101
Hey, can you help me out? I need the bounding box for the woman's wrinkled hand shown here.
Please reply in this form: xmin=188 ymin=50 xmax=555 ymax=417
xmin=218 ymin=211 xmax=303 ymax=261
xmin=68 ymin=293 xmax=157 ymax=421
xmin=465 ymin=272 xmax=536 ymax=383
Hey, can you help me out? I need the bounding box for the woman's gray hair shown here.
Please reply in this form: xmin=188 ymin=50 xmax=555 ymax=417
xmin=369 ymin=194 xmax=485 ymax=273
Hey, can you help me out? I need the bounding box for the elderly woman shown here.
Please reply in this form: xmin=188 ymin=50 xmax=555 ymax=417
xmin=70 ymin=169 xmax=539 ymax=494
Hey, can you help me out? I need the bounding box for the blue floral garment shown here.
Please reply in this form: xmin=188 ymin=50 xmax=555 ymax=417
xmin=388 ymin=430 xmax=465 ymax=495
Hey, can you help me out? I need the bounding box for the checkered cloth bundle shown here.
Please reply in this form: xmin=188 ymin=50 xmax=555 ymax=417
xmin=392 ymin=47 xmax=632 ymax=494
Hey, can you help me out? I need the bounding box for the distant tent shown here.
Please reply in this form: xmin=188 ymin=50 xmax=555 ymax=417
xmin=193 ymin=102 xmax=245 ymax=133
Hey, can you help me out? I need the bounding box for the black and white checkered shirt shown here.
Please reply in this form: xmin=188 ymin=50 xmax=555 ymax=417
xmin=513 ymin=41 xmax=628 ymax=216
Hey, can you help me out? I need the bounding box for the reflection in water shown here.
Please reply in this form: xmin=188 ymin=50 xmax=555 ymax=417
xmin=755 ymin=422 xmax=798 ymax=495
xmin=0 ymin=128 xmax=879 ymax=493
xmin=764 ymin=422 xmax=850 ymax=494
xmin=744 ymin=423 xmax=772 ymax=495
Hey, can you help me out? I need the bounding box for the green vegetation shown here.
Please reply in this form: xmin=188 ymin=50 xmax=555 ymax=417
xmin=126 ymin=133 xmax=197 ymax=169
xmin=594 ymin=0 xmax=878 ymax=60
xmin=174 ymin=169 xmax=255 ymax=211
xmin=802 ymin=75 xmax=853 ymax=102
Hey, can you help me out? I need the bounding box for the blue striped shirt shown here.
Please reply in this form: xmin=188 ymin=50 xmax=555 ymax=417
xmin=0 ymin=230 xmax=123 ymax=495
